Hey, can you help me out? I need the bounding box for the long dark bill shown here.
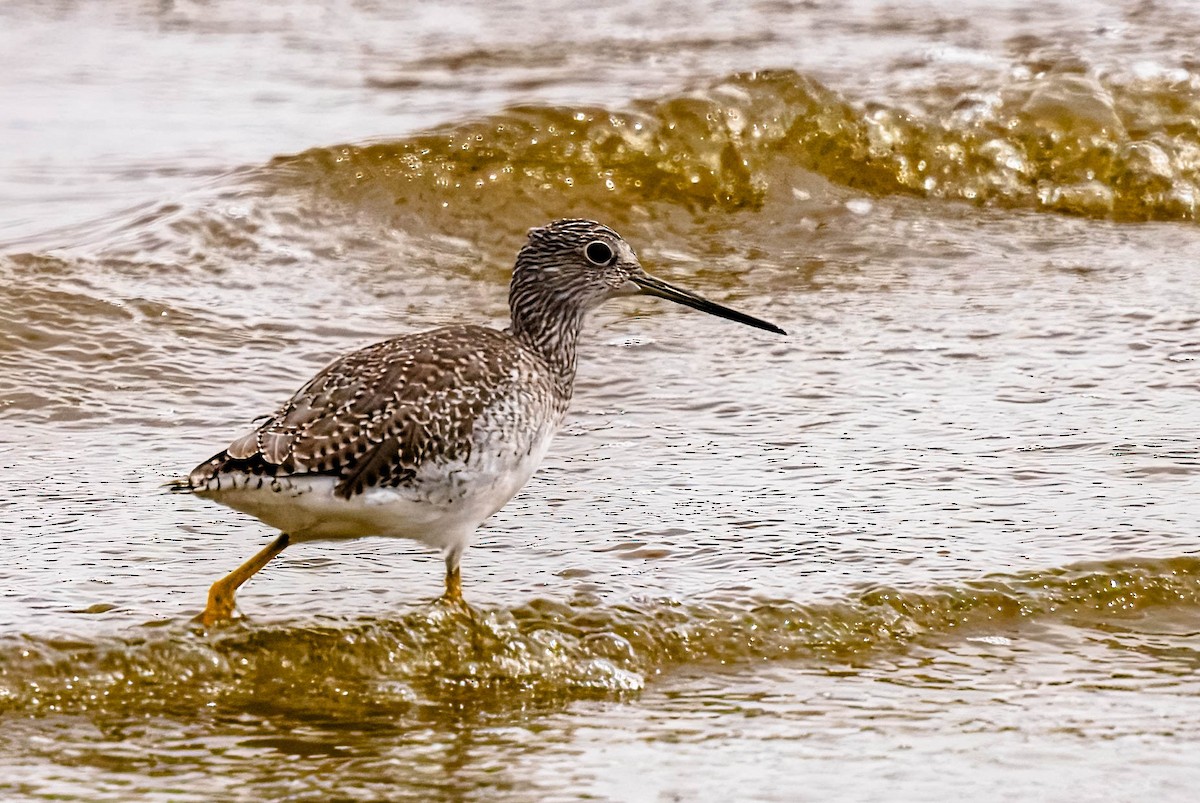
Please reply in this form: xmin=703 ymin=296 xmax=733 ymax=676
xmin=632 ymin=273 xmax=787 ymax=335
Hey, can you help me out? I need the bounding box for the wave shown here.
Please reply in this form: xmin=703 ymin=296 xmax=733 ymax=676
xmin=267 ymin=68 xmax=1200 ymax=227
xmin=9 ymin=66 xmax=1194 ymax=261
xmin=3 ymin=555 xmax=1197 ymax=719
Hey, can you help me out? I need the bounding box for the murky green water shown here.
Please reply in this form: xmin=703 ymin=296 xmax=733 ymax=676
xmin=2 ymin=1 xmax=1199 ymax=799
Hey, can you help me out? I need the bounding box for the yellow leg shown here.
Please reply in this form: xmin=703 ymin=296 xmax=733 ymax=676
xmin=442 ymin=561 xmax=463 ymax=603
xmin=435 ymin=549 xmax=478 ymax=642
xmin=195 ymin=533 xmax=290 ymax=627
xmin=437 ymin=546 xmax=467 ymax=606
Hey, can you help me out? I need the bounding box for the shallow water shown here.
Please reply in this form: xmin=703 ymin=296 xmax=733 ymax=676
xmin=2 ymin=1 xmax=1200 ymax=799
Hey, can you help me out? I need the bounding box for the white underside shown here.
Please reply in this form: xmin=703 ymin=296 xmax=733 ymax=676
xmin=196 ymin=428 xmax=557 ymax=557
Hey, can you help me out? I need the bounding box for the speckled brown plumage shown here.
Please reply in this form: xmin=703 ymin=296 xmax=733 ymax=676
xmin=187 ymin=325 xmax=565 ymax=500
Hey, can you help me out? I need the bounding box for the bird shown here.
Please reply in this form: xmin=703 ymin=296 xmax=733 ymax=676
xmin=176 ymin=219 xmax=785 ymax=626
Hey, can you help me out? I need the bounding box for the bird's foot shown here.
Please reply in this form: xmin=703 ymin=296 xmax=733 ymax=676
xmin=429 ymin=590 xmax=480 ymax=641
xmin=433 ymin=590 xmax=475 ymax=618
xmin=193 ymin=585 xmax=238 ymax=629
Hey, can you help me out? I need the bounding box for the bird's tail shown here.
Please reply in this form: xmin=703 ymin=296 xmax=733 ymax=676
xmin=164 ymin=478 xmax=195 ymax=494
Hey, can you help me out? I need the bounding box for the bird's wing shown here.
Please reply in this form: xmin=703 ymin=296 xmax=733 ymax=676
xmin=188 ymin=326 xmax=524 ymax=499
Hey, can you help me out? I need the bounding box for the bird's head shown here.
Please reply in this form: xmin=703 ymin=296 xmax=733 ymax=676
xmin=512 ymin=219 xmax=786 ymax=335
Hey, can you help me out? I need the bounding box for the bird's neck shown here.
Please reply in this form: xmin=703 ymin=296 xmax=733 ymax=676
xmin=508 ymin=281 xmax=586 ymax=393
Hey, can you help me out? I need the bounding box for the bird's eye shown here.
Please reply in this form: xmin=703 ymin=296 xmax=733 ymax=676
xmin=584 ymin=240 xmax=615 ymax=266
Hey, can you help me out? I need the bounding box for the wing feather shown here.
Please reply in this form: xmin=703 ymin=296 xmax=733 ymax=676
xmin=187 ymin=325 xmax=536 ymax=496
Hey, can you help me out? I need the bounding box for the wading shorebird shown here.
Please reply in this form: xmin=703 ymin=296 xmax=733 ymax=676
xmin=178 ymin=219 xmax=785 ymax=625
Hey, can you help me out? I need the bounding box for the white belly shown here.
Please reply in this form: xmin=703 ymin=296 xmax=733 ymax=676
xmin=197 ymin=426 xmax=556 ymax=554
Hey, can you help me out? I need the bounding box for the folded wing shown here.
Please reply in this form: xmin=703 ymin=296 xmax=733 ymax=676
xmin=187 ymin=326 xmax=527 ymax=499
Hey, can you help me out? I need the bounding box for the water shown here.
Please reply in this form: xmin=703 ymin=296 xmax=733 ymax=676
xmin=2 ymin=1 xmax=1199 ymax=799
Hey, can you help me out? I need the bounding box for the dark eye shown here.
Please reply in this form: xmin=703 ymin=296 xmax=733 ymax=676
xmin=584 ymin=240 xmax=615 ymax=266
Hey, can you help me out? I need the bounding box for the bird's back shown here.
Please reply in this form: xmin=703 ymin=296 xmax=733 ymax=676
xmin=184 ymin=324 xmax=568 ymax=541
